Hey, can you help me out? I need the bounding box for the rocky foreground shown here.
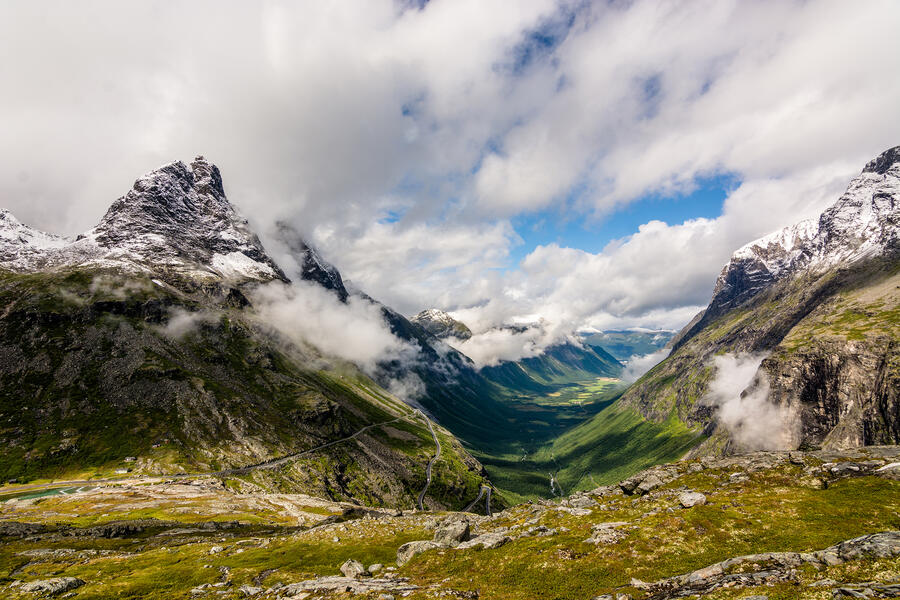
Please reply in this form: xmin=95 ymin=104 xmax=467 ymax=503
xmin=1 ymin=446 xmax=898 ymax=599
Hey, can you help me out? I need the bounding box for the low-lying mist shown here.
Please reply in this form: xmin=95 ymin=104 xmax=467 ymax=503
xmin=621 ymin=349 xmax=670 ymax=383
xmin=702 ymin=352 xmax=797 ymax=451
xmin=250 ymin=281 xmax=420 ymax=376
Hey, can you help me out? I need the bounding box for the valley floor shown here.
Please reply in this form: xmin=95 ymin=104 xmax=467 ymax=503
xmin=1 ymin=446 xmax=898 ymax=599
xmin=473 ymin=376 xmax=701 ymax=504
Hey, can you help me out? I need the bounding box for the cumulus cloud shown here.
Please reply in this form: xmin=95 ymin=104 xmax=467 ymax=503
xmin=702 ymin=353 xmax=797 ymax=451
xmin=621 ymin=349 xmax=670 ymax=383
xmin=448 ymin=327 xmax=547 ymax=368
xmin=249 ymin=280 xmax=419 ymax=374
xmin=2 ymin=0 xmax=898 ymax=338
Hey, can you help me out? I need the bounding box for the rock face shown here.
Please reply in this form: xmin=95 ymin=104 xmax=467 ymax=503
xmin=642 ymin=531 xmax=900 ymax=600
xmin=410 ymin=309 xmax=473 ymax=340
xmin=683 ymin=146 xmax=900 ymax=336
xmin=621 ymin=146 xmax=900 ymax=454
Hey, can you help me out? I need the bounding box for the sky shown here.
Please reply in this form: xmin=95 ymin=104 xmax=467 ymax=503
xmin=2 ymin=0 xmax=899 ymax=361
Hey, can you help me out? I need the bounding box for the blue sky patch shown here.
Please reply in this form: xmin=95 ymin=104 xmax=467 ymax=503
xmin=508 ymin=172 xmax=740 ymax=264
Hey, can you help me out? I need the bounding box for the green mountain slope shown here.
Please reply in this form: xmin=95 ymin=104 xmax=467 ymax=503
xmin=0 ymin=269 xmax=489 ymax=510
xmin=618 ymin=146 xmax=900 ymax=455
xmin=480 ymin=342 xmax=621 ymax=393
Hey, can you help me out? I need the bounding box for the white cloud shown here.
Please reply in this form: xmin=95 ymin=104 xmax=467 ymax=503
xmin=621 ymin=349 xmax=670 ymax=383
xmin=702 ymin=353 xmax=797 ymax=451
xmin=249 ymin=280 xmax=419 ymax=373
xmin=1 ymin=0 xmax=898 ymax=341
xmin=158 ymin=308 xmax=220 ymax=340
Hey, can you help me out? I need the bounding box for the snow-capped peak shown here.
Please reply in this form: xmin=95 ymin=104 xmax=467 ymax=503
xmin=411 ymin=309 xmax=473 ymax=340
xmin=0 ymin=157 xmax=286 ymax=285
xmin=709 ymin=145 xmax=900 ymax=315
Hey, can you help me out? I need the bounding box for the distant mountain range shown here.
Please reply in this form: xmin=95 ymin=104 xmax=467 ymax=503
xmin=581 ymin=329 xmax=675 ymax=361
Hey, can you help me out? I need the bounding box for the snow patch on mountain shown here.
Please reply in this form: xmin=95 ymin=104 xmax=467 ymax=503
xmin=710 ymin=146 xmax=900 ymax=315
xmin=411 ymin=308 xmax=473 ymax=340
xmin=0 ymin=157 xmax=285 ymax=285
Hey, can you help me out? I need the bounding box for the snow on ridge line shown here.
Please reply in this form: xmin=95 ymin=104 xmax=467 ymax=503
xmin=211 ymin=251 xmax=276 ymax=279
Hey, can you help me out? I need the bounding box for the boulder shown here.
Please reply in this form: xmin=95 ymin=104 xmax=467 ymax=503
xmin=433 ymin=520 xmax=470 ymax=547
xmin=584 ymin=522 xmax=629 ymax=545
xmin=678 ymin=491 xmax=707 ymax=508
xmin=368 ymin=563 xmax=384 ymax=575
xmin=238 ymin=584 xmax=264 ymax=596
xmin=619 ymin=478 xmax=640 ymax=494
xmin=636 ymin=474 xmax=663 ymax=495
xmin=20 ymin=577 xmax=85 ymax=595
xmin=340 ymin=558 xmax=367 ymax=579
xmin=569 ymin=495 xmax=598 ymax=509
xmin=456 ymin=532 xmax=512 ymax=550
xmin=396 ymin=540 xmax=439 ymax=566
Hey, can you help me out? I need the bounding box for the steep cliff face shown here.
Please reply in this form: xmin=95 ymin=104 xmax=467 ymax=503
xmin=621 ymin=146 xmax=900 ymax=454
xmin=762 ymin=263 xmax=900 ymax=450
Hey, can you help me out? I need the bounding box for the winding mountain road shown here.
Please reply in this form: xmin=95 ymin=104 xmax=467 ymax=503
xmin=416 ymin=409 xmax=441 ymax=510
xmin=463 ymin=484 xmax=493 ymax=516
xmin=217 ymin=415 xmax=406 ymax=476
xmin=2 ymin=414 xmax=410 ymax=497
xmin=4 ymin=409 xmax=463 ymax=515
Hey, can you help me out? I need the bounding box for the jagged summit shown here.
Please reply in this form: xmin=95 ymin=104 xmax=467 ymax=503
xmin=270 ymin=222 xmax=349 ymax=300
xmin=0 ymin=157 xmax=286 ymax=284
xmin=411 ymin=308 xmax=473 ymax=340
xmin=706 ymin=145 xmax=899 ymax=319
xmin=863 ymin=145 xmax=900 ymax=175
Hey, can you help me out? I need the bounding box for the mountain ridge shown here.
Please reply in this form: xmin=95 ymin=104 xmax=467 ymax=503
xmin=622 ymin=145 xmax=900 ymax=455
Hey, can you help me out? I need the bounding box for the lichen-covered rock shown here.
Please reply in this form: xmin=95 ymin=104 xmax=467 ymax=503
xmin=456 ymin=532 xmax=512 ymax=550
xmin=340 ymin=558 xmax=367 ymax=579
xmin=433 ymin=520 xmax=470 ymax=547
xmin=678 ymin=491 xmax=707 ymax=508
xmin=396 ymin=540 xmax=439 ymax=566
xmin=20 ymin=577 xmax=85 ymax=595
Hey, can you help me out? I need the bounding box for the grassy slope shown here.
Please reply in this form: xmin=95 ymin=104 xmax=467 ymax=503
xmin=619 ymin=257 xmax=900 ymax=431
xmin=1 ymin=448 xmax=897 ymax=599
xmin=0 ymin=270 xmax=486 ymax=509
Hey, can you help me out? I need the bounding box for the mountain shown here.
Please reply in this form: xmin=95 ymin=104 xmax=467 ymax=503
xmin=410 ymin=309 xmax=472 ymax=340
xmin=480 ymin=341 xmax=622 ymax=394
xmin=582 ymin=329 xmax=675 ymax=361
xmin=620 ymin=145 xmax=900 ymax=454
xmin=0 ymin=157 xmax=491 ymax=510
xmin=1 ymin=158 xmax=284 ymax=286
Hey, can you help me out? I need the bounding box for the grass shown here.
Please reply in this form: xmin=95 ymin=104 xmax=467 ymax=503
xmin=2 ymin=448 xmax=898 ymax=599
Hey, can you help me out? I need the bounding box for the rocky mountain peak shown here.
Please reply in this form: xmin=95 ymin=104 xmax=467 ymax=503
xmin=411 ymin=309 xmax=473 ymax=340
xmin=0 ymin=157 xmax=286 ymax=284
xmin=705 ymin=146 xmax=899 ymax=320
xmin=862 ymin=144 xmax=900 ymax=175
xmin=270 ymin=222 xmax=349 ymax=300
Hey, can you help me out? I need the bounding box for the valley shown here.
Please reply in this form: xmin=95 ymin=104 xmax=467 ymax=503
xmin=0 ymin=147 xmax=898 ymax=599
